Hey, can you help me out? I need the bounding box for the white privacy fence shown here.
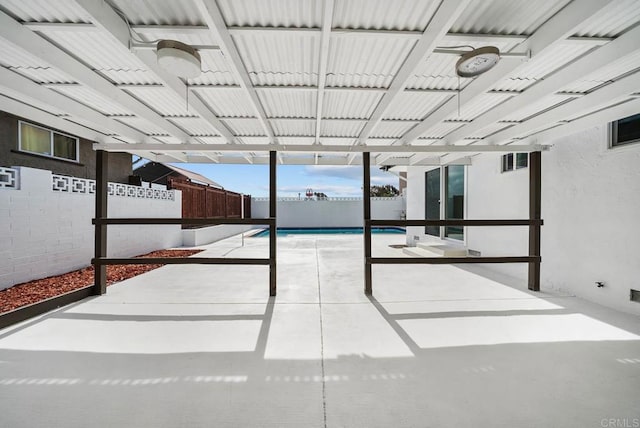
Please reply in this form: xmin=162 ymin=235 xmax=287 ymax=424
xmin=0 ymin=166 xmax=182 ymax=290
xmin=251 ymin=196 xmax=406 ymax=228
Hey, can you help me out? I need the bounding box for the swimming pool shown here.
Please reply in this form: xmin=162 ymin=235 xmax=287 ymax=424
xmin=251 ymin=227 xmax=406 ymax=237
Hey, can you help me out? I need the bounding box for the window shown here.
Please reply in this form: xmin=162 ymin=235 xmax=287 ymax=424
xmin=501 ymin=153 xmax=528 ymax=172
xmin=611 ymin=113 xmax=640 ymax=147
xmin=19 ymin=121 xmax=79 ymax=162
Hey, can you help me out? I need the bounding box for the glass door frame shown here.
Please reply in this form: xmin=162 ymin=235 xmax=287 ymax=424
xmin=424 ymin=165 xmax=468 ymax=243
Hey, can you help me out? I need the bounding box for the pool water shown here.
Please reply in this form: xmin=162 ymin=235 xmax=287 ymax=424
xmin=251 ymin=227 xmax=406 ymax=237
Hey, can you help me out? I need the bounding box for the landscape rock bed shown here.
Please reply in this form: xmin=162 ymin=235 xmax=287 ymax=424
xmin=0 ymin=249 xmax=202 ymax=314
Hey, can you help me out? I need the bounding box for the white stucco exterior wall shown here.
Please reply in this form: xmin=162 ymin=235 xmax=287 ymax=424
xmin=0 ymin=166 xmax=182 ymax=290
xmin=251 ymin=197 xmax=406 ymax=228
xmin=405 ymin=125 xmax=640 ymax=314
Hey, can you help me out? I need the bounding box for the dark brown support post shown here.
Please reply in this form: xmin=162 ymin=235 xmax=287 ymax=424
xmin=93 ymin=149 xmax=108 ymax=295
xmin=269 ymin=151 xmax=277 ymax=296
xmin=363 ymin=152 xmax=372 ymax=295
xmin=528 ymin=151 xmax=542 ymax=291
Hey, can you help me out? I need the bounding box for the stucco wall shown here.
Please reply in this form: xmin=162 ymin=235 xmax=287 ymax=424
xmin=251 ymin=197 xmax=406 ymax=228
xmin=405 ymin=125 xmax=640 ymax=314
xmin=0 ymin=166 xmax=182 ymax=290
xmin=0 ymin=111 xmax=132 ymax=183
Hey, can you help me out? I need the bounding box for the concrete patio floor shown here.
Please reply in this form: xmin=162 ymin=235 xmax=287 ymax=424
xmin=1 ymin=233 xmax=639 ymax=428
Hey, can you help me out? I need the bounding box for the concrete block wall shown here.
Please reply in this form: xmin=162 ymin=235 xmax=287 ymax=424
xmin=251 ymin=197 xmax=406 ymax=228
xmin=0 ymin=166 xmax=182 ymax=290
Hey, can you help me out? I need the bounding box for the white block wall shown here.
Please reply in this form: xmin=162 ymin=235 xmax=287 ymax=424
xmin=405 ymin=125 xmax=640 ymax=314
xmin=182 ymin=224 xmax=253 ymax=246
xmin=0 ymin=167 xmax=182 ymax=290
xmin=251 ymin=197 xmax=406 ymax=228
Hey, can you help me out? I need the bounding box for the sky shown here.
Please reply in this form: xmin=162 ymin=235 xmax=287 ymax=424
xmin=163 ymin=163 xmax=401 ymax=197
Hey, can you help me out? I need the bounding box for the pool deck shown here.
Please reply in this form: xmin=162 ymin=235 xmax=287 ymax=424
xmin=1 ymin=233 xmax=639 ymax=427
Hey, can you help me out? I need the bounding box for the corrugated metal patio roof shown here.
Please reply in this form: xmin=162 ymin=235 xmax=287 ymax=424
xmin=0 ymin=0 xmax=638 ymax=165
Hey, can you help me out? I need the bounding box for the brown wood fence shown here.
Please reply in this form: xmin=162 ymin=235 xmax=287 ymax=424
xmin=167 ymin=178 xmax=251 ymax=226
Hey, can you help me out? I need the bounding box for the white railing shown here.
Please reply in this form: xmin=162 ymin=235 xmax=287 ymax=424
xmin=51 ymin=174 xmax=175 ymax=201
xmin=0 ymin=167 xmax=19 ymax=189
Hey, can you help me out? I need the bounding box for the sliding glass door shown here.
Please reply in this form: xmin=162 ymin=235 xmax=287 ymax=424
xmin=424 ymin=166 xmax=465 ymax=241
xmin=445 ymin=165 xmax=464 ymax=240
xmin=425 ymin=169 xmax=440 ymax=236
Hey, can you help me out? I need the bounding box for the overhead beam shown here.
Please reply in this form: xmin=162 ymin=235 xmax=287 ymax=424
xmin=95 ymin=142 xmax=545 ymax=153
xmin=0 ymin=95 xmax=110 ymax=143
xmin=492 ymin=72 xmax=640 ymax=144
xmin=0 ymin=67 xmax=145 ymax=142
xmin=28 ymin=21 xmax=611 ymax=46
xmin=407 ymin=0 xmax=616 ymax=163
xmin=315 ymin=0 xmax=335 ymax=144
xmin=356 ymin=0 xmax=472 ymax=144
xmin=443 ymin=23 xmax=640 ymax=145
xmin=193 ymin=0 xmax=276 ymax=143
xmin=74 ymin=0 xmax=237 ymax=145
xmin=0 ymin=10 xmax=192 ymax=142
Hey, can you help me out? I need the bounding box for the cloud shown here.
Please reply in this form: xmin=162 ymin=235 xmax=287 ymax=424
xmin=304 ymin=165 xmax=361 ymax=180
xmin=304 ymin=165 xmax=399 ymax=185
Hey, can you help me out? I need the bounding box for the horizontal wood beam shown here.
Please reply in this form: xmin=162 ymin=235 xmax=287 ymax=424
xmin=95 ymin=142 xmax=547 ymax=153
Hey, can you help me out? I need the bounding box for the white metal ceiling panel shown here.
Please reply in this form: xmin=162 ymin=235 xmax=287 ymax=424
xmin=500 ymin=94 xmax=575 ymax=122
xmin=332 ymin=0 xmax=439 ymax=31
xmin=217 ymin=0 xmax=322 ymax=27
xmin=508 ymin=42 xmax=596 ymax=81
xmin=11 ymin=67 xmax=76 ymax=85
xmin=419 ymin=121 xmax=464 ymax=139
xmin=0 ymin=86 xmax=66 ymax=117
xmin=169 ymin=117 xmax=220 ymax=136
xmin=0 ymin=39 xmax=53 ymax=68
xmin=52 ymin=85 xmax=134 ymax=116
xmin=109 ymin=0 xmax=204 ymax=26
xmin=384 ymin=92 xmax=452 ymax=121
xmin=370 ymin=121 xmax=417 ymax=139
xmin=321 ymin=119 xmax=365 ymax=137
xmin=116 ymin=116 xmax=169 ymax=136
xmin=560 ymin=50 xmax=640 ymax=94
xmin=572 ymin=0 xmax=640 ymax=37
xmin=0 ymin=0 xmax=91 ymax=23
xmin=445 ymin=92 xmax=513 ymax=122
xmin=258 ymin=90 xmax=316 ymax=118
xmin=326 ymin=37 xmax=416 ymax=88
xmin=467 ymin=122 xmax=514 ymax=139
xmin=195 ymin=88 xmax=256 ymax=117
xmin=190 ymin=50 xmax=237 ymax=85
xmin=491 ymin=78 xmax=537 ymax=92
xmin=222 ymin=118 xmax=266 ymax=136
xmin=451 ymin=0 xmax=571 ymax=35
xmin=271 ymin=119 xmax=314 ymax=137
xmin=322 ymin=91 xmax=383 ymax=119
xmin=43 ymin=30 xmax=148 ymax=71
xmin=124 ymin=86 xmax=195 ymax=117
xmin=98 ymin=69 xmax=162 ymax=86
xmin=233 ymin=32 xmax=319 ymax=87
xmin=278 ymin=136 xmax=315 ymax=145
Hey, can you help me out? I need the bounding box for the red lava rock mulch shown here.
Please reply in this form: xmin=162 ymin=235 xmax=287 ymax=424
xmin=0 ymin=249 xmax=202 ymax=314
